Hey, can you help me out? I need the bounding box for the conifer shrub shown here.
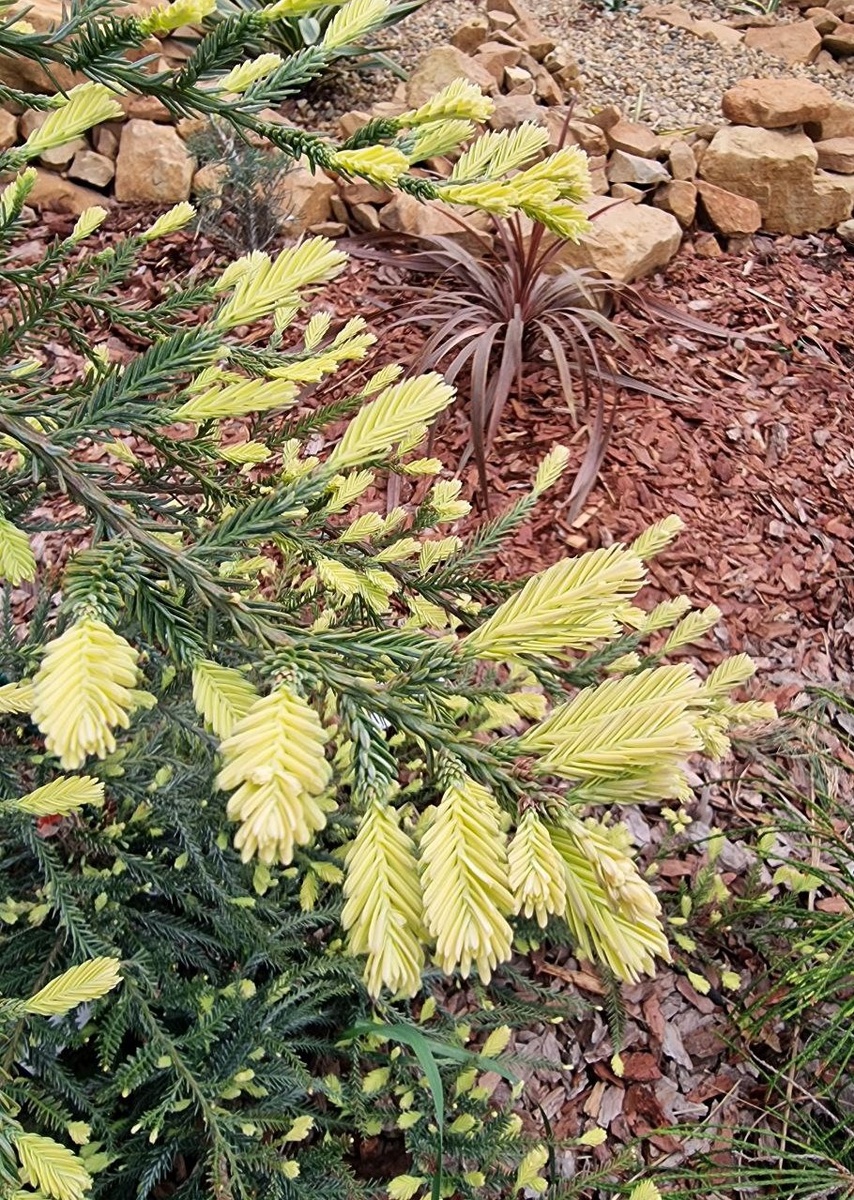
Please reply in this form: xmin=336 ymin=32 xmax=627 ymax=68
xmin=0 ymin=1 xmax=776 ymax=1196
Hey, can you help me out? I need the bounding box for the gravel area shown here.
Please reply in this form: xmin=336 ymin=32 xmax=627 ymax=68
xmin=304 ymin=0 xmax=854 ymax=132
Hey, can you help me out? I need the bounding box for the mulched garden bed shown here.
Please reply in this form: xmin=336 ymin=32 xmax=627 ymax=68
xmin=7 ymin=204 xmax=853 ymax=1188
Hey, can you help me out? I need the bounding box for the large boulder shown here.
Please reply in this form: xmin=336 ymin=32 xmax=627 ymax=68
xmin=721 ymin=77 xmax=833 ymax=127
xmin=744 ymin=20 xmax=822 ymax=62
xmin=405 ymin=46 xmax=496 ymax=108
xmin=555 ymin=203 xmax=682 ymax=283
xmin=700 ymin=124 xmax=850 ymax=233
xmin=114 ymin=119 xmax=194 ymax=204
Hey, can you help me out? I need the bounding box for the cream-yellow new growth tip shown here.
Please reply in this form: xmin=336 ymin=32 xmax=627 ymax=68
xmin=464 ymin=543 xmax=646 ymax=660
xmin=342 ymin=797 xmax=426 ymax=997
xmin=31 ymin=616 xmax=140 ymax=770
xmin=215 ymin=239 xmax=347 ymax=329
xmin=328 ymin=372 xmax=455 ymax=470
xmin=548 ymin=823 xmax=669 ymax=982
xmin=216 ymin=685 xmax=333 ymax=864
xmin=0 ymin=513 xmax=36 ymax=585
xmin=420 ymin=775 xmax=514 ymax=983
xmin=19 ymin=83 xmax=123 ymax=159
xmin=323 ymin=0 xmax=390 ymax=49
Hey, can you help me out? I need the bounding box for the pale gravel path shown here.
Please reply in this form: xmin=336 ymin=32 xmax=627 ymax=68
xmin=330 ymin=0 xmax=854 ymax=130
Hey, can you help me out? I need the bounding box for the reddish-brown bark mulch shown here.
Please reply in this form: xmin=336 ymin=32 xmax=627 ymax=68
xmin=351 ymin=232 xmax=854 ymax=707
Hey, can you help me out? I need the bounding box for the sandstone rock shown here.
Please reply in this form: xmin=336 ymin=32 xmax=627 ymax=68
xmin=533 ymin=66 xmax=564 ymax=104
xmin=489 ymin=93 xmax=547 ymax=130
xmin=92 ymin=125 xmax=121 ymax=158
xmin=487 ymin=0 xmax=534 ymax=21
xmin=669 ymin=140 xmax=697 ymax=179
xmin=486 ymin=0 xmax=555 ymax=57
xmin=273 ymin=166 xmax=336 ymax=234
xmin=700 ymin=124 xmax=850 ymax=233
xmin=822 ymin=21 xmax=854 ymax=50
xmin=68 ymin=149 xmax=115 ymax=188
xmin=191 ymin=163 xmax=227 ymax=198
xmin=451 ymin=15 xmax=490 ymax=53
xmin=308 ymin=221 xmax=349 ymax=238
xmin=693 ymin=18 xmax=744 ymax=47
xmin=610 ymin=183 xmax=645 ymax=202
xmin=607 ymin=149 xmax=670 ymax=186
xmin=121 ymin=95 xmax=172 ymax=122
xmin=18 ymin=110 xmax=46 ymax=140
xmin=18 ymin=114 xmax=84 ymax=168
xmin=589 ymin=159 xmax=610 ymax=194
xmin=693 ymin=138 xmax=711 ymax=165
xmin=837 ymin=216 xmax=854 ymax=244
xmin=639 ymin=3 xmax=697 ymax=32
xmin=814 ymin=47 xmax=846 ymax=71
xmin=350 ymin=202 xmax=381 ymax=232
xmin=696 ymin=180 xmax=762 ymax=233
xmin=379 ymin=193 xmax=491 ymax=251
xmin=0 ymin=109 xmax=17 ymax=151
xmin=586 ymin=104 xmax=622 ymax=131
xmin=330 ymin=195 xmax=349 ymax=224
xmin=818 ymin=169 xmax=854 ymax=208
xmin=338 ymin=109 xmax=370 ymax=139
xmin=744 ymin=21 xmax=822 ymax=62
xmin=174 ymin=117 xmax=207 ymax=143
xmin=504 ymin=64 xmax=533 ymax=90
xmin=814 ymin=136 xmax=854 ymax=171
xmin=606 ymin=119 xmax=662 ymax=159
xmin=728 ymin=12 xmax=777 ymax=25
xmin=28 ymin=169 xmax=113 ymax=215
xmin=337 ymin=179 xmax=390 ymax=205
xmin=812 ymin=173 xmax=854 ymax=224
xmin=565 ymin=119 xmax=609 ymax=155
xmin=543 ymin=44 xmax=576 ymax=73
xmin=114 ymin=120 xmax=195 ymax=204
xmin=41 ymin=138 xmax=88 ymax=170
xmin=695 ymin=232 xmax=723 ymax=258
xmin=487 ymin=11 xmax=516 ymax=32
xmin=406 ymin=47 xmax=496 ymax=108
xmin=553 ymin=63 xmax=581 ymax=91
xmin=473 ymin=42 xmax=521 ymax=80
xmin=721 ymin=77 xmax=833 ymax=127
xmin=654 ymin=179 xmax=698 ymax=227
xmin=556 ymin=202 xmax=682 ymax=282
xmin=806 ymin=6 xmax=841 ymax=31
xmin=805 ymin=98 xmax=854 ymax=139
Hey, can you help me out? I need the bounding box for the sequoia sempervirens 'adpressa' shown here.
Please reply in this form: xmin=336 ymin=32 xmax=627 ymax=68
xmin=3 ymin=119 xmax=773 ymax=1001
